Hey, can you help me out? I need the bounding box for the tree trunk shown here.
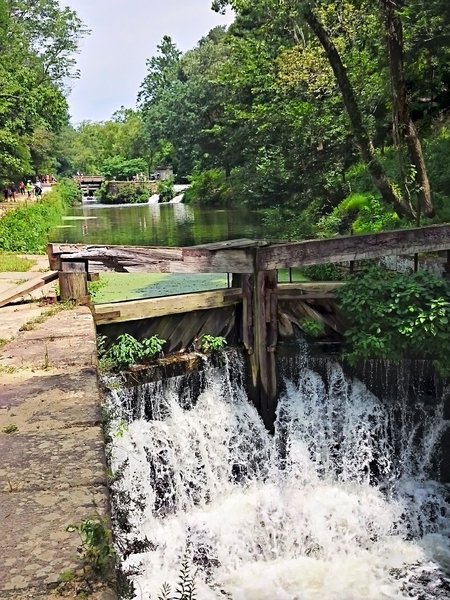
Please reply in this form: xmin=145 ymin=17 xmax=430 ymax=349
xmin=304 ymin=7 xmax=416 ymax=220
xmin=381 ymin=0 xmax=434 ymax=217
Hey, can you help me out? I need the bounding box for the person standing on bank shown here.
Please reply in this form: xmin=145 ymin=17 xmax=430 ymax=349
xmin=25 ymin=180 xmax=33 ymax=198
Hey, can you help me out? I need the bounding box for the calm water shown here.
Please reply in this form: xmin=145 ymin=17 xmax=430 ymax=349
xmin=52 ymin=202 xmax=266 ymax=246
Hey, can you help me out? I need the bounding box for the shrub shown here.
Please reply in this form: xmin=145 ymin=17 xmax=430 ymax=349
xmin=338 ymin=266 xmax=450 ymax=377
xmin=157 ymin=177 xmax=175 ymax=202
xmin=102 ymin=333 xmax=166 ymax=370
xmin=184 ymin=169 xmax=232 ymax=206
xmin=97 ymin=182 xmax=149 ymax=204
xmin=300 ymin=318 xmax=325 ymax=337
xmin=199 ymin=335 xmax=227 ymax=353
xmin=67 ymin=518 xmax=115 ymax=575
xmin=316 ymin=192 xmax=401 ymax=237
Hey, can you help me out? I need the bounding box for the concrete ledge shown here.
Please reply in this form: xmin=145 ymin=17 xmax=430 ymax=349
xmin=0 ymin=306 xmax=115 ymax=598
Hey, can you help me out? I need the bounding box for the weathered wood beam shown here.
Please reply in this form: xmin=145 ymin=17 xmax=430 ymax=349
xmin=49 ymin=243 xmax=256 ymax=274
xmin=93 ymin=288 xmax=242 ymax=325
xmin=0 ymin=271 xmax=58 ymax=308
xmin=257 ymin=224 xmax=450 ymax=270
xmin=276 ymin=282 xmax=343 ymax=300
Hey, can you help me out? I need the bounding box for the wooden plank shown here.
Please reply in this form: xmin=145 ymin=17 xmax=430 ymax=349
xmin=49 ymin=244 xmax=256 ymax=274
xmin=93 ymin=288 xmax=242 ymax=325
xmin=58 ymin=245 xmax=185 ymax=273
xmin=276 ymin=282 xmax=344 ymax=300
xmin=257 ymin=224 xmax=450 ymax=270
xmin=181 ymin=247 xmax=255 ymax=273
xmin=188 ymin=239 xmax=266 ymax=250
xmin=0 ymin=272 xmax=58 ymax=308
xmin=50 ymin=243 xmax=255 ymax=274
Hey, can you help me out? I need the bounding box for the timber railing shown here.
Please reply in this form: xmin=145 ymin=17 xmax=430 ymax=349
xmin=48 ymin=223 xmax=450 ymax=430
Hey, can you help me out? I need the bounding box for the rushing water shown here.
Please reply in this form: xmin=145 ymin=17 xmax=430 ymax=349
xmin=105 ymin=354 xmax=450 ymax=599
xmin=52 ymin=202 xmax=266 ymax=246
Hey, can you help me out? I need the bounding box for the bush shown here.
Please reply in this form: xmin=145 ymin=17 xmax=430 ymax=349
xmin=157 ymin=177 xmax=175 ymax=202
xmin=184 ymin=169 xmax=232 ymax=206
xmin=317 ymin=192 xmax=401 ymax=237
xmin=338 ymin=266 xmax=450 ymax=377
xmin=0 ymin=181 xmax=80 ymax=253
xmin=102 ymin=333 xmax=166 ymax=370
xmin=97 ymin=182 xmax=149 ymax=204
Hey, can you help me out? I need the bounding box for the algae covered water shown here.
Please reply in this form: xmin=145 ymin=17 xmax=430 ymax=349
xmin=105 ymin=355 xmax=450 ymax=599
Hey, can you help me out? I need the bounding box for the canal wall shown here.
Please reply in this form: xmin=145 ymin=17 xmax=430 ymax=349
xmin=0 ymin=306 xmax=115 ymax=599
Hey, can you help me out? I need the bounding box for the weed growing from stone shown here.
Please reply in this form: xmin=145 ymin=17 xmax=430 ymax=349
xmin=19 ymin=302 xmax=74 ymax=332
xmin=199 ymin=334 xmax=227 ymax=353
xmin=67 ymin=517 xmax=115 ymax=577
xmin=2 ymin=424 xmax=18 ymax=434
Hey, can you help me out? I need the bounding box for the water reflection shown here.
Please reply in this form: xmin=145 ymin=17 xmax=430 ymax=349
xmin=51 ymin=202 xmax=266 ymax=247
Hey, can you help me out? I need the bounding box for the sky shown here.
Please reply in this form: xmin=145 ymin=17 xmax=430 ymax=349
xmin=65 ymin=0 xmax=233 ymax=124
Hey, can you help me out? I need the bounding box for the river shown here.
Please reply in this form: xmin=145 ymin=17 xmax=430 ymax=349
xmin=52 ymin=201 xmax=266 ymax=246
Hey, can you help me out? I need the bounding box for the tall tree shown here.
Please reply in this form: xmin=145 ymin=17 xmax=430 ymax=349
xmin=380 ymin=0 xmax=433 ymax=217
xmin=213 ymin=0 xmax=438 ymax=219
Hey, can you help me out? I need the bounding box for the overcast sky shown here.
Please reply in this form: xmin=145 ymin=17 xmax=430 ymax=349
xmin=65 ymin=0 xmax=233 ymax=124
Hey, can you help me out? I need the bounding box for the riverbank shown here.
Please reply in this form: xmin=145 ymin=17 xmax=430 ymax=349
xmin=0 ymin=264 xmax=115 ymax=599
xmin=0 ymin=181 xmax=82 ymax=254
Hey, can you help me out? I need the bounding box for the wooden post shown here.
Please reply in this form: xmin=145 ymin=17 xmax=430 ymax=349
xmin=59 ymin=261 xmax=89 ymax=303
xmin=249 ymin=268 xmax=279 ymax=431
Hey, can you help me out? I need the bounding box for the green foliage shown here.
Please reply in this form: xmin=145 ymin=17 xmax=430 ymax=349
xmin=157 ymin=556 xmax=197 ymax=600
xmin=67 ymin=518 xmax=115 ymax=575
xmin=56 ymin=178 xmax=83 ymax=206
xmin=184 ymin=170 xmax=232 ymax=206
xmin=0 ymin=183 xmax=78 ymax=252
xmin=338 ymin=267 xmax=450 ymax=377
xmin=301 ymin=263 xmax=344 ymax=282
xmin=317 ymin=192 xmax=401 ymax=237
xmin=2 ymin=424 xmax=18 ymax=434
xmin=141 ymin=335 xmax=166 ymax=359
xmin=300 ymin=318 xmax=325 ymax=338
xmin=0 ymin=0 xmax=88 ymax=181
xmin=97 ymin=182 xmax=149 ymax=205
xmin=199 ymin=335 xmax=227 ymax=353
xmin=100 ymin=156 xmax=148 ymax=181
xmin=87 ymin=278 xmax=107 ymax=300
xmin=105 ymin=333 xmax=144 ymax=369
xmin=157 ymin=177 xmax=175 ymax=202
xmin=58 ymin=569 xmax=76 ymax=583
xmin=103 ymin=334 xmax=166 ymax=370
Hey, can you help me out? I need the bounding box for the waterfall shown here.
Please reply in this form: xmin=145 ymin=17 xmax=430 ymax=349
xmin=105 ymin=353 xmax=450 ymax=599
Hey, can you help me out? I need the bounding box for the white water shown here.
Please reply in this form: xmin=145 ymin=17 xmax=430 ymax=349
xmin=106 ymin=356 xmax=450 ymax=599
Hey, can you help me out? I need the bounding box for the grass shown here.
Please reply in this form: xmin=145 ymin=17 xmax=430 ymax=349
xmin=0 ymin=253 xmax=35 ymax=272
xmin=2 ymin=424 xmax=18 ymax=434
xmin=0 ymin=338 xmax=9 ymax=349
xmin=0 ymin=365 xmax=18 ymax=375
xmin=19 ymin=303 xmax=73 ymax=332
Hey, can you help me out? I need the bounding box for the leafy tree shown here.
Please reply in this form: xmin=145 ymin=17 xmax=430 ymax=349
xmin=0 ymin=0 xmax=87 ymax=182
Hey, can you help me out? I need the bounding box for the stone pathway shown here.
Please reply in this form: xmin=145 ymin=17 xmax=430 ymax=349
xmin=0 ymin=260 xmax=115 ymax=599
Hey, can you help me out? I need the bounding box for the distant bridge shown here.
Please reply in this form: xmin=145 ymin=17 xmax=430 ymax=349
xmin=73 ymin=176 xmax=105 ymax=196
